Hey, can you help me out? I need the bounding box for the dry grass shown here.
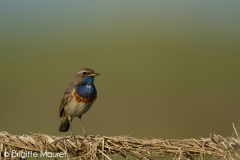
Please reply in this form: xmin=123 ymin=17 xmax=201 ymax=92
xmin=1 ymin=125 xmax=240 ymax=159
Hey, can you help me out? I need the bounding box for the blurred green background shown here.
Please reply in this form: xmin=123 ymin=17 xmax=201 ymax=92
xmin=1 ymin=0 xmax=240 ymax=144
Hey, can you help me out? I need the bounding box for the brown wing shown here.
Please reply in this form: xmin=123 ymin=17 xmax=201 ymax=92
xmin=59 ymin=85 xmax=74 ymax=118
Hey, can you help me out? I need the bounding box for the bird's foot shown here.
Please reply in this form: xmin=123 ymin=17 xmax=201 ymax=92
xmin=85 ymin=134 xmax=95 ymax=141
xmin=84 ymin=133 xmax=88 ymax=137
xmin=71 ymin=133 xmax=77 ymax=142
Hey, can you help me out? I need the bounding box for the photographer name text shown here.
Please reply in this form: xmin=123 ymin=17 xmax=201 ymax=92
xmin=4 ymin=150 xmax=67 ymax=158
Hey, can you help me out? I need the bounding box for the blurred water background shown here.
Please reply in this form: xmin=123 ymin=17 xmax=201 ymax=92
xmin=0 ymin=0 xmax=240 ymax=149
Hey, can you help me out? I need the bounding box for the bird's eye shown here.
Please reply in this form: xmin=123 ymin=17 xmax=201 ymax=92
xmin=82 ymin=72 xmax=87 ymax=76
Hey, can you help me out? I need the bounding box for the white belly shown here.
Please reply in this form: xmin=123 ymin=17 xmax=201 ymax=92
xmin=64 ymin=100 xmax=94 ymax=118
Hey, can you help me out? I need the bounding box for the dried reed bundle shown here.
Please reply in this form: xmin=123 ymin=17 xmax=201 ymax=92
xmin=0 ymin=129 xmax=240 ymax=160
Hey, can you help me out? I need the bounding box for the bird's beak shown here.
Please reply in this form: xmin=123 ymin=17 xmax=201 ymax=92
xmin=88 ymin=73 xmax=100 ymax=76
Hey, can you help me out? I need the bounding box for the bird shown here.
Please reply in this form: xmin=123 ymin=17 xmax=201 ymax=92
xmin=59 ymin=68 xmax=100 ymax=137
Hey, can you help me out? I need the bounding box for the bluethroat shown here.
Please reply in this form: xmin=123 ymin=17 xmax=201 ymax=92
xmin=59 ymin=68 xmax=100 ymax=137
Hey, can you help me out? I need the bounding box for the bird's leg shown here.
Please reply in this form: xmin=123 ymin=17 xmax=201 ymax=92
xmin=68 ymin=117 xmax=77 ymax=142
xmin=79 ymin=116 xmax=87 ymax=137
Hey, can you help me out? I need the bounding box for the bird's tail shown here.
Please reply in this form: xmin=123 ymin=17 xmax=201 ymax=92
xmin=59 ymin=115 xmax=70 ymax=132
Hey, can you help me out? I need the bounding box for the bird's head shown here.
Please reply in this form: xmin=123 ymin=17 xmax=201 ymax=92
xmin=72 ymin=68 xmax=100 ymax=85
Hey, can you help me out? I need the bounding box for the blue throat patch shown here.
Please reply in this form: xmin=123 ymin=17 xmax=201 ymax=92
xmin=76 ymin=76 xmax=97 ymax=98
